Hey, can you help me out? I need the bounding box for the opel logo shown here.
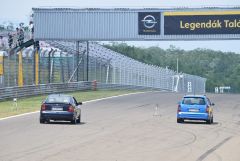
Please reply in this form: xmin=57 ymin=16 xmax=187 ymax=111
xmin=141 ymin=15 xmax=157 ymax=29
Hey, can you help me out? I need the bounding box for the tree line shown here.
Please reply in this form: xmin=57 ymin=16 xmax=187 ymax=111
xmin=104 ymin=42 xmax=240 ymax=93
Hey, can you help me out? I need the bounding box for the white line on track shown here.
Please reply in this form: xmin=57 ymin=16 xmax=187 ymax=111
xmin=0 ymin=91 xmax=153 ymax=121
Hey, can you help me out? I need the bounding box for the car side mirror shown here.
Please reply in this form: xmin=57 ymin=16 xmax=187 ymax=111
xmin=78 ymin=102 xmax=83 ymax=105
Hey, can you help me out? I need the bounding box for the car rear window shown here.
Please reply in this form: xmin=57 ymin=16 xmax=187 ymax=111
xmin=183 ymin=97 xmax=205 ymax=105
xmin=45 ymin=95 xmax=71 ymax=104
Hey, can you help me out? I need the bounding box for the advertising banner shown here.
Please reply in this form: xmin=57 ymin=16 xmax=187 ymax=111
xmin=138 ymin=12 xmax=160 ymax=35
xmin=164 ymin=11 xmax=240 ymax=35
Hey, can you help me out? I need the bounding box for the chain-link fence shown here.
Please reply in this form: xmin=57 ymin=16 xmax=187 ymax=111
xmin=0 ymin=41 xmax=206 ymax=98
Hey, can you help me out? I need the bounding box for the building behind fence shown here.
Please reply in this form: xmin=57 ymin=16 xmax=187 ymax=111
xmin=0 ymin=40 xmax=206 ymax=98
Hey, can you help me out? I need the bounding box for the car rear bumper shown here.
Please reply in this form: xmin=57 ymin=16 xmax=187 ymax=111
xmin=40 ymin=111 xmax=74 ymax=121
xmin=177 ymin=112 xmax=210 ymax=120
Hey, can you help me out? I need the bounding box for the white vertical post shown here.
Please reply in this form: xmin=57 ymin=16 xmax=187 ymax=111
xmin=119 ymin=60 xmax=122 ymax=84
xmin=130 ymin=62 xmax=133 ymax=85
xmin=113 ymin=61 xmax=116 ymax=84
xmin=187 ymin=81 xmax=192 ymax=93
xmin=106 ymin=62 xmax=110 ymax=84
xmin=177 ymin=58 xmax=179 ymax=74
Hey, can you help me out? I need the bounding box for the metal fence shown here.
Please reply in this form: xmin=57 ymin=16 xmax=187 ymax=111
xmin=46 ymin=41 xmax=206 ymax=93
xmin=0 ymin=40 xmax=206 ymax=101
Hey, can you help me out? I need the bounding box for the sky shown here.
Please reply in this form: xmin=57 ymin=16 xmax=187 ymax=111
xmin=1 ymin=0 xmax=240 ymax=53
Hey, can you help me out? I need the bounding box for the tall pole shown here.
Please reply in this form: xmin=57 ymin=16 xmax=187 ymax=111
xmin=35 ymin=49 xmax=39 ymax=85
xmin=60 ymin=51 xmax=65 ymax=83
xmin=177 ymin=58 xmax=179 ymax=74
xmin=48 ymin=49 xmax=51 ymax=84
xmin=18 ymin=50 xmax=23 ymax=87
xmin=86 ymin=41 xmax=89 ymax=81
xmin=0 ymin=52 xmax=4 ymax=87
xmin=7 ymin=50 xmax=10 ymax=87
xmin=76 ymin=41 xmax=80 ymax=82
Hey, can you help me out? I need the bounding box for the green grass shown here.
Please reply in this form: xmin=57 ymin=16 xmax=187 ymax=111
xmin=0 ymin=90 xmax=142 ymax=119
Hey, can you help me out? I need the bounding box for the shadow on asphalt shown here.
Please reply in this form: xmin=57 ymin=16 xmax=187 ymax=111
xmin=41 ymin=121 xmax=87 ymax=125
xmin=181 ymin=121 xmax=219 ymax=125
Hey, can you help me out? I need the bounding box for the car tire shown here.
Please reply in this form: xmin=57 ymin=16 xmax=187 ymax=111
xmin=206 ymin=115 xmax=214 ymax=124
xmin=177 ymin=118 xmax=183 ymax=123
xmin=71 ymin=117 xmax=77 ymax=124
xmin=77 ymin=115 xmax=81 ymax=124
xmin=206 ymin=120 xmax=210 ymax=124
xmin=40 ymin=119 xmax=45 ymax=124
xmin=206 ymin=118 xmax=212 ymax=124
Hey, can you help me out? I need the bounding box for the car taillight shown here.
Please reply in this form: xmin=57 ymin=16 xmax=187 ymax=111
xmin=41 ymin=104 xmax=46 ymax=111
xmin=206 ymin=106 xmax=210 ymax=113
xmin=178 ymin=104 xmax=181 ymax=112
xmin=68 ymin=105 xmax=74 ymax=112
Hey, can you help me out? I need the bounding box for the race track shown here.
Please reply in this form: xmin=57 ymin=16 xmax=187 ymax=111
xmin=1 ymin=92 xmax=240 ymax=161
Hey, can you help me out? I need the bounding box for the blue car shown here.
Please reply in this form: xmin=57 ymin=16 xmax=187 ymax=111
xmin=40 ymin=94 xmax=82 ymax=124
xmin=177 ymin=95 xmax=214 ymax=124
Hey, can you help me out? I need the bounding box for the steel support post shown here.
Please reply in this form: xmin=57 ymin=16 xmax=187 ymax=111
xmin=18 ymin=50 xmax=23 ymax=87
xmin=60 ymin=51 xmax=65 ymax=83
xmin=86 ymin=41 xmax=89 ymax=81
xmin=35 ymin=50 xmax=39 ymax=85
xmin=7 ymin=50 xmax=10 ymax=87
xmin=76 ymin=41 xmax=79 ymax=82
xmin=48 ymin=49 xmax=52 ymax=84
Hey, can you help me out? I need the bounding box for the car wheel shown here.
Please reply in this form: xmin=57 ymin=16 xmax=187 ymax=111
xmin=77 ymin=115 xmax=81 ymax=124
xmin=40 ymin=118 xmax=45 ymax=124
xmin=71 ymin=117 xmax=77 ymax=124
xmin=177 ymin=118 xmax=183 ymax=123
xmin=206 ymin=118 xmax=212 ymax=124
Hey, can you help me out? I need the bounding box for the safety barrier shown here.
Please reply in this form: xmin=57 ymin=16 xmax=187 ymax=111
xmin=0 ymin=81 xmax=160 ymax=101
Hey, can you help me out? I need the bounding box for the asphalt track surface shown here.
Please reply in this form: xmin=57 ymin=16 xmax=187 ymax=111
xmin=1 ymin=92 xmax=240 ymax=161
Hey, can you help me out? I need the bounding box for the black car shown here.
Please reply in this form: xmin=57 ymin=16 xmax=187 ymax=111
xmin=40 ymin=94 xmax=82 ymax=124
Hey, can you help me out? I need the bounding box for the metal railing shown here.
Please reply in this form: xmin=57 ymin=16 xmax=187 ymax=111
xmin=0 ymin=40 xmax=206 ymax=101
xmin=0 ymin=82 xmax=157 ymax=101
